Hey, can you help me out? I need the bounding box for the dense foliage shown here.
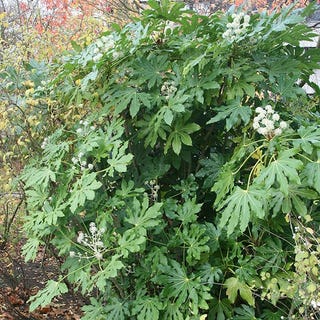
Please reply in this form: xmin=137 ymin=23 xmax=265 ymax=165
xmin=18 ymin=0 xmax=320 ymax=318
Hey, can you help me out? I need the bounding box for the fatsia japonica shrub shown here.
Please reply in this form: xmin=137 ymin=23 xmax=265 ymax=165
xmin=20 ymin=0 xmax=320 ymax=318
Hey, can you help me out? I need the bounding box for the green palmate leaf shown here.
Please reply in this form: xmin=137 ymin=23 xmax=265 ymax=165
xmin=162 ymin=302 xmax=184 ymax=320
xmin=208 ymin=298 xmax=232 ymax=320
xmin=204 ymin=222 xmax=221 ymax=254
xmin=175 ymin=198 xmax=202 ymax=224
xmin=129 ymin=92 xmax=152 ymax=117
xmin=179 ymin=224 xmax=210 ymax=266
xmin=255 ymin=149 xmax=303 ymax=195
xmin=303 ymin=161 xmax=320 ymax=193
xmin=118 ymin=228 xmax=146 ymax=258
xmin=185 ymin=70 xmax=220 ymax=104
xmin=144 ymin=246 xmax=168 ymax=274
xmin=211 ymin=164 xmax=235 ymax=206
xmin=25 ymin=186 xmax=48 ymax=209
xmin=156 ymin=260 xmax=212 ymax=313
xmin=103 ymin=297 xmax=130 ymax=320
xmin=132 ymin=296 xmax=163 ymax=320
xmin=42 ymin=201 xmax=66 ymax=225
xmin=198 ymin=263 xmax=223 ymax=286
xmin=107 ymin=141 xmax=133 ymax=176
xmin=207 ymin=103 xmax=252 ymax=131
xmin=24 ymin=167 xmax=56 ymax=189
xmin=270 ymin=185 xmax=318 ymax=216
xmin=103 ymin=86 xmax=139 ymax=115
xmin=28 ymin=280 xmax=68 ymax=312
xmin=133 ymin=55 xmax=169 ymax=89
xmin=92 ymin=255 xmax=125 ymax=291
xmin=273 ymin=75 xmax=305 ymax=99
xmin=164 ymin=119 xmax=200 ymax=155
xmin=125 ymin=197 xmax=163 ymax=229
xmin=218 ymin=186 xmax=266 ymax=236
xmin=254 ymin=237 xmax=285 ymax=274
xmin=81 ymin=298 xmax=108 ymax=320
xmin=69 ymin=172 xmax=102 ymax=213
xmin=22 ymin=238 xmax=41 ymax=262
xmin=119 ymin=198 xmax=162 ymax=256
xmin=196 ymin=152 xmax=225 ymax=188
xmin=293 ymin=126 xmax=320 ymax=154
xmin=224 ymin=277 xmax=255 ymax=306
xmin=136 ymin=112 xmax=170 ymax=148
xmin=233 ymin=304 xmax=257 ymax=320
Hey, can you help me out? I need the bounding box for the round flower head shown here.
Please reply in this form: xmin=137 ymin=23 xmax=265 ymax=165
xmin=279 ymin=121 xmax=287 ymax=129
xmin=252 ymin=104 xmax=287 ymax=139
xmin=272 ymin=113 xmax=280 ymax=121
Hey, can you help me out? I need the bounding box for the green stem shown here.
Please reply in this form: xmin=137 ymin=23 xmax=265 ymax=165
xmin=246 ymin=155 xmax=264 ymax=190
xmin=232 ymin=144 xmax=264 ymax=176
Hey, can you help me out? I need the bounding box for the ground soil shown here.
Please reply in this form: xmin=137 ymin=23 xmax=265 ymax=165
xmin=0 ymin=238 xmax=85 ymax=320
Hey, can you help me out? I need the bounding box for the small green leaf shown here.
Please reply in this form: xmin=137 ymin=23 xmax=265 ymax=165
xmin=69 ymin=172 xmax=102 ymax=213
xmin=164 ymin=108 xmax=174 ymax=125
xmin=224 ymin=277 xmax=254 ymax=306
xmin=172 ymin=135 xmax=182 ymax=155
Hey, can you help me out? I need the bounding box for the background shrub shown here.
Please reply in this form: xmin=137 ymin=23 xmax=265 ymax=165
xmin=20 ymin=1 xmax=320 ymax=319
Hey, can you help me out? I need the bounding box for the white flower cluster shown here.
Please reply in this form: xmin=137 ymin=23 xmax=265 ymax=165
xmin=222 ymin=12 xmax=250 ymax=42
xmin=70 ymin=222 xmax=106 ymax=260
xmin=41 ymin=137 xmax=49 ymax=149
xmin=160 ymin=81 xmax=177 ymax=99
xmin=311 ymin=300 xmax=320 ymax=310
xmin=253 ymin=105 xmax=287 ymax=139
xmin=92 ymin=35 xmax=121 ymax=63
xmin=71 ymin=150 xmax=94 ymax=171
xmin=76 ymin=119 xmax=96 ymax=136
xmin=145 ymin=179 xmax=160 ymax=201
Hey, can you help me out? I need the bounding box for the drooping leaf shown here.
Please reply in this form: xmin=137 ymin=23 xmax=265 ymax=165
xmin=211 ymin=164 xmax=235 ymax=206
xmin=164 ymin=118 xmax=200 ymax=155
xmin=270 ymin=184 xmax=318 ymax=216
xmin=233 ymin=304 xmax=257 ymax=320
xmin=28 ymin=280 xmax=68 ymax=312
xmin=302 ymin=161 xmax=320 ymax=193
xmin=162 ymin=302 xmax=184 ymax=320
xmin=22 ymin=238 xmax=41 ymax=262
xmin=208 ymin=298 xmax=232 ymax=320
